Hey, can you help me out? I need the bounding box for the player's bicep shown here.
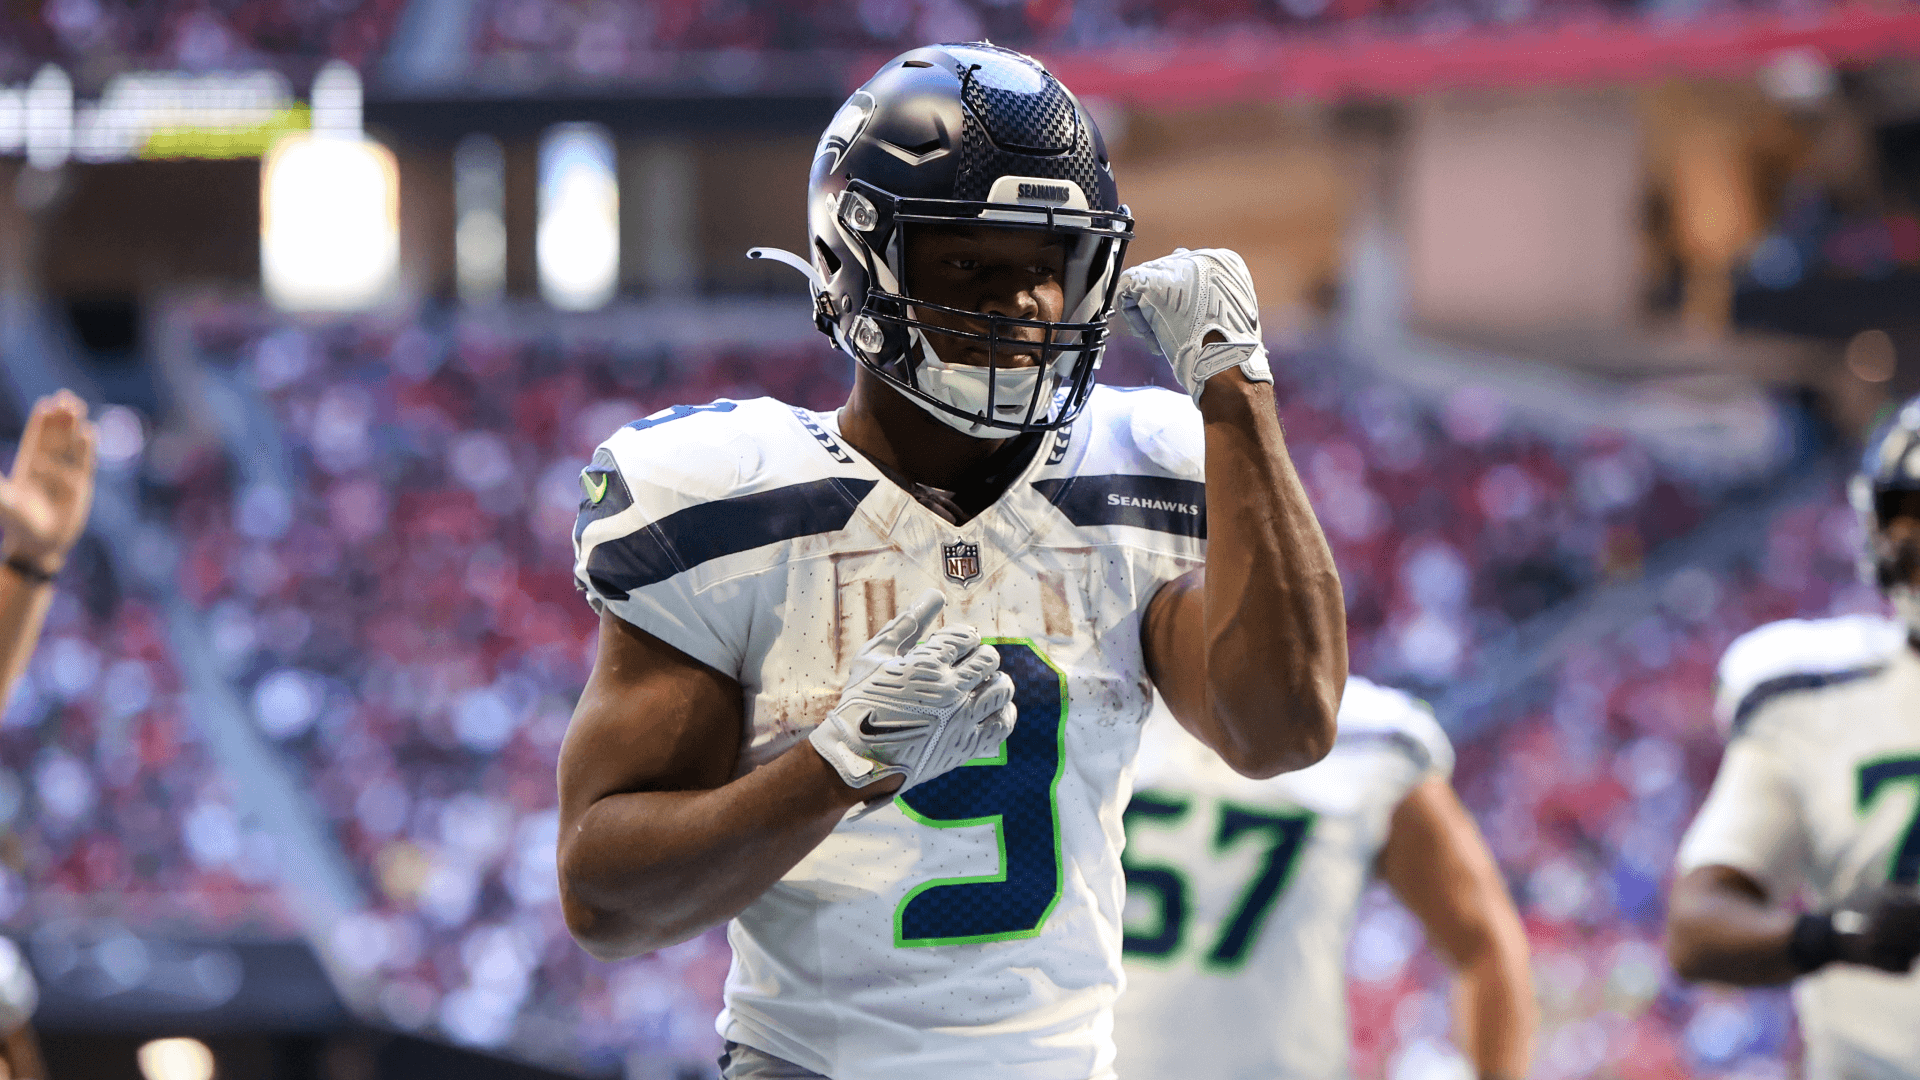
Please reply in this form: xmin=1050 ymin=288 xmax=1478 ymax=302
xmin=1378 ymin=777 xmax=1523 ymax=968
xmin=1142 ymin=567 xmax=1207 ymax=729
xmin=557 ymin=609 xmax=745 ymax=834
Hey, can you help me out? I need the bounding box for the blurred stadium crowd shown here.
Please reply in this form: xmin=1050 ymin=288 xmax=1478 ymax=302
xmin=0 ymin=0 xmax=406 ymax=76
xmin=0 ymin=588 xmax=287 ymax=937
xmin=0 ymin=0 xmax=1880 ymax=88
xmin=0 ymin=2 xmax=1905 ymax=1071
xmin=0 ymin=290 xmax=1846 ymax=1074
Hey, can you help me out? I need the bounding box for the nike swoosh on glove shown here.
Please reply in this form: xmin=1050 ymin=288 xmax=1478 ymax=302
xmin=809 ymin=588 xmax=1018 ymax=795
xmin=1115 ymin=246 xmax=1273 ymax=404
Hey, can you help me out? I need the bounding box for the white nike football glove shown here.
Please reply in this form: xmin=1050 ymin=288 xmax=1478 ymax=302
xmin=1115 ymin=247 xmax=1274 ymax=405
xmin=809 ymin=589 xmax=1017 ymax=795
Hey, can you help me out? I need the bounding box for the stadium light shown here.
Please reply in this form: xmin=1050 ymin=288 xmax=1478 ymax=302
xmin=260 ymin=133 xmax=399 ymax=311
xmin=310 ymin=61 xmax=362 ymax=139
xmin=258 ymin=59 xmax=398 ymax=310
xmin=1847 ymin=329 xmax=1898 ymax=384
xmin=0 ymin=88 xmax=21 ymax=154
xmin=137 ymin=1037 xmax=215 ymax=1080
xmin=537 ymin=123 xmax=619 ymax=311
xmin=455 ymin=133 xmax=507 ymax=305
xmin=24 ymin=64 xmax=72 ymax=170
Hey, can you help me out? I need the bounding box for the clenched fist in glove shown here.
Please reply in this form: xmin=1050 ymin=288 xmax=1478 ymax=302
xmin=810 ymin=589 xmax=1017 ymax=796
xmin=1115 ymin=247 xmax=1273 ymax=405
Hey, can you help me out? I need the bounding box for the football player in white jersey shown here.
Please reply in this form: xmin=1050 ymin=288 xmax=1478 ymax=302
xmin=1668 ymin=399 xmax=1920 ymax=1080
xmin=1114 ymin=678 xmax=1535 ymax=1080
xmin=554 ymin=42 xmax=1347 ymax=1080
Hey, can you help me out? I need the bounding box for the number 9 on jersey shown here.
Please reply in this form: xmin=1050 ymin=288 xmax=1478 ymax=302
xmin=894 ymin=640 xmax=1068 ymax=948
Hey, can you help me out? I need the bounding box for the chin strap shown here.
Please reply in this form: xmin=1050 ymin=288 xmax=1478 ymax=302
xmin=748 ymin=247 xmax=839 ymax=338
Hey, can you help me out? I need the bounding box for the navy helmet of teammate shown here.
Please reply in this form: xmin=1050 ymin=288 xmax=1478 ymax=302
xmin=1854 ymin=397 xmax=1920 ymax=630
xmin=1668 ymin=397 xmax=1920 ymax=1079
xmin=558 ymin=42 xmax=1347 ymax=1080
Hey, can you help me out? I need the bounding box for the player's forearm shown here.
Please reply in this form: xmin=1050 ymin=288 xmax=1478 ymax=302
xmin=1452 ymin=935 xmax=1536 ymax=1080
xmin=560 ymin=740 xmax=873 ymax=960
xmin=0 ymin=559 xmax=56 ymax=707
xmin=1665 ymin=868 xmax=1801 ymax=985
xmin=1194 ymin=374 xmax=1344 ymax=776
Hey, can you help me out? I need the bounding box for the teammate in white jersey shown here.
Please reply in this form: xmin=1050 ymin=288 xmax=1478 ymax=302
xmin=1114 ymin=678 xmax=1534 ymax=1080
xmin=553 ymin=42 xmax=1347 ymax=1080
xmin=1668 ymin=399 xmax=1920 ymax=1080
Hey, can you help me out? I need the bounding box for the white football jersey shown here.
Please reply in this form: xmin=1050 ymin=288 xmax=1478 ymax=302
xmin=1677 ymin=615 xmax=1920 ymax=1080
xmin=1112 ymin=677 xmax=1454 ymax=1080
xmin=572 ymin=387 xmax=1208 ymax=1080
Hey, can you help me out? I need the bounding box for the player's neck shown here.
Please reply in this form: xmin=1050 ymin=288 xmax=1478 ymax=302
xmin=839 ymin=369 xmax=1010 ymax=491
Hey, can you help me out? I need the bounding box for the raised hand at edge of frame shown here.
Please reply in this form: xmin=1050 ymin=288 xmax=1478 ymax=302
xmin=0 ymin=390 xmax=97 ymax=576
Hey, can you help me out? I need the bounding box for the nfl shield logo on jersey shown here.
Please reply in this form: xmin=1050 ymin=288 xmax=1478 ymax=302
xmin=943 ymin=541 xmax=980 ymax=585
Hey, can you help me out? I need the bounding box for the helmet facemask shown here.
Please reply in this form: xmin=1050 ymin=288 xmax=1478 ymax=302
xmin=833 ymin=178 xmax=1132 ymax=436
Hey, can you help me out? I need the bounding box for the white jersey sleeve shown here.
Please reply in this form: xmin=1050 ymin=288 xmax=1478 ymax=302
xmin=1679 ymin=616 xmax=1901 ymax=892
xmin=1335 ymin=677 xmax=1454 ymax=788
xmin=572 ymin=398 xmax=869 ymax=677
xmin=1674 ymin=733 xmax=1811 ymax=894
xmin=1028 ymin=385 xmax=1205 ymax=577
xmin=1711 ymin=615 xmax=1903 ymax=737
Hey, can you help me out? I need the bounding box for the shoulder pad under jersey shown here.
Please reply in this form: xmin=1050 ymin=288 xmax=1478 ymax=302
xmin=573 ymin=397 xmax=875 ymax=603
xmin=1028 ymin=384 xmax=1206 ymax=543
xmin=1713 ymin=615 xmax=1902 ymax=738
xmin=1094 ymin=384 xmax=1204 ymax=481
xmin=1333 ymin=676 xmax=1455 ymax=779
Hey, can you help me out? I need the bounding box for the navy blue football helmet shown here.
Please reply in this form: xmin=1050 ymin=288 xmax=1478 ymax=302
xmin=1853 ymin=396 xmax=1920 ymax=595
xmin=750 ymin=42 xmax=1133 ymax=436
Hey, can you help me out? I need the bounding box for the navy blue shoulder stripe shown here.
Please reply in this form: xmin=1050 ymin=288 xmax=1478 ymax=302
xmin=586 ymin=478 xmax=877 ymax=601
xmin=1030 ymin=474 xmax=1206 ymax=539
xmin=1730 ymin=665 xmax=1885 ymax=736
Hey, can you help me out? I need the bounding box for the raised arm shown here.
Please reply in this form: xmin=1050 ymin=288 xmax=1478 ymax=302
xmin=0 ymin=391 xmax=95 ymax=702
xmin=1125 ymin=249 xmax=1345 ymax=778
xmin=1378 ymin=777 xmax=1536 ymax=1080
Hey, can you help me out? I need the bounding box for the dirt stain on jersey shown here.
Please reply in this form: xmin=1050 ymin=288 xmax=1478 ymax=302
xmin=829 ymin=551 xmax=904 ymax=672
xmin=1038 ymin=570 xmax=1073 ymax=640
